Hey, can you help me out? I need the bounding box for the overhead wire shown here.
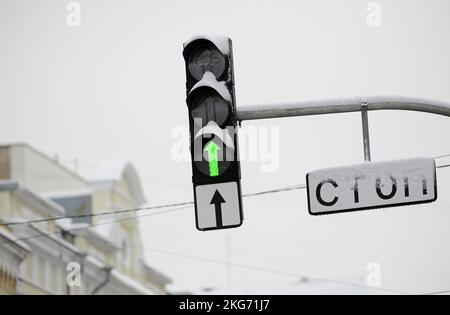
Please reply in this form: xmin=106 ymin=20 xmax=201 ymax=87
xmin=1 ymin=184 xmax=308 ymax=227
xmin=125 ymin=244 xmax=411 ymax=295
xmin=0 ymin=205 xmax=191 ymax=247
xmin=1 ymin=151 xmax=449 ymax=227
xmin=0 ymin=158 xmax=449 ymax=294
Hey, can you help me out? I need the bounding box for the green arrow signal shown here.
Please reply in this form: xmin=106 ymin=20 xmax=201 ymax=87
xmin=204 ymin=140 xmax=220 ymax=177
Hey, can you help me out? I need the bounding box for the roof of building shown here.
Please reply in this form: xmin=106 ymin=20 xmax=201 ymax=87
xmin=142 ymin=261 xmax=173 ymax=287
xmin=0 ymin=143 xmax=170 ymax=294
xmin=0 ymin=143 xmax=89 ymax=185
xmin=94 ymin=160 xmax=146 ymax=205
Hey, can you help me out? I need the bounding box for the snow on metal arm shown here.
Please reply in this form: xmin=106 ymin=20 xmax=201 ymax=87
xmin=237 ymin=95 xmax=450 ymax=121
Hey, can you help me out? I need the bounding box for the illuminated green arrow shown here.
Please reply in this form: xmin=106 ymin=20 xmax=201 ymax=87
xmin=204 ymin=140 xmax=220 ymax=177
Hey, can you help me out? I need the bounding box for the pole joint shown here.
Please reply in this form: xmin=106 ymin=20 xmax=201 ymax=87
xmin=361 ymin=102 xmax=372 ymax=162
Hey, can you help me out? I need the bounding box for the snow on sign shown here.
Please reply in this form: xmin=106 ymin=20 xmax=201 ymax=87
xmin=195 ymin=182 xmax=243 ymax=231
xmin=307 ymin=158 xmax=437 ymax=215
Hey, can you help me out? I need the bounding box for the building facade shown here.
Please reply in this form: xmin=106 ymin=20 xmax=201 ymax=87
xmin=0 ymin=143 xmax=171 ymax=295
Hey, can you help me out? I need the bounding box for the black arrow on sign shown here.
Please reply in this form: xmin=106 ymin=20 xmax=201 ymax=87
xmin=210 ymin=190 xmax=225 ymax=227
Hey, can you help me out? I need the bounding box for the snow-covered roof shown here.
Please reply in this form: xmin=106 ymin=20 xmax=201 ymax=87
xmin=0 ymin=228 xmax=31 ymax=253
xmin=84 ymin=255 xmax=157 ymax=295
xmin=110 ymin=269 xmax=156 ymax=295
xmin=94 ymin=160 xmax=146 ymax=205
xmin=141 ymin=261 xmax=172 ymax=287
xmin=92 ymin=218 xmax=117 ymax=244
xmin=0 ymin=180 xmax=66 ymax=218
xmin=58 ymin=217 xmax=120 ymax=251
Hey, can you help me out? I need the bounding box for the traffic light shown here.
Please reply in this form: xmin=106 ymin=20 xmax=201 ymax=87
xmin=183 ymin=36 xmax=243 ymax=231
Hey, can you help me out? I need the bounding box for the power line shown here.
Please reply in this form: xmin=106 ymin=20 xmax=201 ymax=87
xmin=0 ymin=205 xmax=191 ymax=247
xmin=0 ymin=178 xmax=448 ymax=295
xmin=0 ymin=203 xmax=438 ymax=296
xmin=0 ymin=198 xmax=439 ymax=296
xmin=125 ymin=244 xmax=411 ymax=295
xmin=1 ymin=201 xmax=194 ymax=227
xmin=3 ymin=159 xmax=450 ymax=227
xmin=126 ymin=244 xmax=450 ymax=295
xmin=0 ymin=161 xmax=448 ymax=296
xmin=1 ymin=157 xmax=449 ymax=228
xmin=1 ymin=184 xmax=307 ymax=227
xmin=243 ymin=184 xmax=306 ymax=197
xmin=0 ymin=202 xmax=419 ymax=295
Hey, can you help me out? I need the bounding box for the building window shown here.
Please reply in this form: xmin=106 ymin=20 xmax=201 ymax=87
xmin=122 ymin=240 xmax=128 ymax=267
xmin=117 ymin=231 xmax=132 ymax=271
xmin=50 ymin=264 xmax=57 ymax=293
xmin=32 ymin=254 xmax=38 ymax=284
xmin=56 ymin=269 xmax=63 ymax=294
xmin=38 ymin=257 xmax=45 ymax=286
xmin=51 ymin=195 xmax=92 ymax=225
xmin=23 ymin=255 xmax=33 ymax=280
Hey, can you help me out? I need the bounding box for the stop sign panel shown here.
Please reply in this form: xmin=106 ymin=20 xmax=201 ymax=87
xmin=306 ymin=158 xmax=437 ymax=215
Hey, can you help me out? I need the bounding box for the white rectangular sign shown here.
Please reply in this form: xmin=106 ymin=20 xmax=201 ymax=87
xmin=195 ymin=182 xmax=243 ymax=231
xmin=307 ymin=158 xmax=437 ymax=215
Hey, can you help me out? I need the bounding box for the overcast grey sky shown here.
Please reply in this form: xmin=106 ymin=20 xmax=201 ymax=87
xmin=1 ymin=0 xmax=450 ymax=293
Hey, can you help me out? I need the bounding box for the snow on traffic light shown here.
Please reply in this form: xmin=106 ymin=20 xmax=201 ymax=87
xmin=183 ymin=36 xmax=243 ymax=231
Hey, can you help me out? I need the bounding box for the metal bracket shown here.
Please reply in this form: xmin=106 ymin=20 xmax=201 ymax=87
xmin=361 ymin=102 xmax=371 ymax=162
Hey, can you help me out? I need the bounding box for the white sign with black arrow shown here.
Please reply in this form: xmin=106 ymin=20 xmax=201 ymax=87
xmin=194 ymin=182 xmax=243 ymax=231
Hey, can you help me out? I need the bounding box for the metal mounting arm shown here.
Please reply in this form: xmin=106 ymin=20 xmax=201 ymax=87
xmin=236 ymin=96 xmax=450 ymax=121
xmin=237 ymin=95 xmax=450 ymax=163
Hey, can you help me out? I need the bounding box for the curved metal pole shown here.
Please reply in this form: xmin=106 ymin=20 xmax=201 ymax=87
xmin=237 ymin=96 xmax=450 ymax=121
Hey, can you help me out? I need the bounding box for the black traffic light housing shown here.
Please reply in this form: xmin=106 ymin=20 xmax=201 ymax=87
xmin=183 ymin=37 xmax=231 ymax=90
xmin=183 ymin=36 xmax=243 ymax=231
xmin=183 ymin=36 xmax=241 ymax=185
